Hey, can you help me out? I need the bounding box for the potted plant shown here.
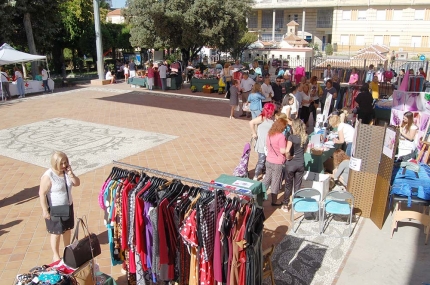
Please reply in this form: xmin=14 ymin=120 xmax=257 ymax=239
xmin=191 ymin=85 xmax=197 ymax=92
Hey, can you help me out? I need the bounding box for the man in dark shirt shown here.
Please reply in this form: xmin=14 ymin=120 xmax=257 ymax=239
xmin=281 ymin=73 xmax=293 ymax=97
xmin=271 ymin=76 xmax=283 ymax=105
xmin=129 ymin=59 xmax=136 ymax=77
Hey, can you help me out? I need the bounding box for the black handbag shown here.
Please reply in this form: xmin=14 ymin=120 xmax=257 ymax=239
xmin=49 ymin=172 xmax=70 ymax=222
xmin=63 ymin=218 xmax=101 ymax=268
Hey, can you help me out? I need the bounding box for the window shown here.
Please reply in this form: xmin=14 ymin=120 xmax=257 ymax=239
xmin=287 ymin=14 xmax=299 ymax=22
xmin=411 ymin=36 xmax=421 ymax=47
xmin=262 ymin=10 xmax=273 ymax=29
xmin=376 ymin=10 xmax=386 ymax=20
xmin=373 ymin=35 xmax=383 ymax=45
xmin=393 ymin=10 xmax=402 ymax=20
xmin=275 ymin=33 xmax=283 ymax=41
xmin=340 ymin=34 xmax=349 ymax=45
xmin=261 ymin=33 xmax=272 ymax=41
xmin=390 ymin=36 xmax=400 ymax=47
xmin=415 ymin=10 xmax=425 ymax=20
xmin=342 ymin=10 xmax=351 ymax=20
xmin=356 ymin=35 xmax=365 ymax=45
xmin=275 ymin=10 xmax=284 ymax=30
xmin=248 ymin=11 xmax=258 ymax=29
xmin=357 ymin=10 xmax=366 ymax=20
xmin=317 ymin=9 xmax=333 ymax=28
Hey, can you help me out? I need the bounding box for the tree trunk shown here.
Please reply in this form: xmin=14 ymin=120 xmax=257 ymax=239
xmin=23 ymin=13 xmax=38 ymax=78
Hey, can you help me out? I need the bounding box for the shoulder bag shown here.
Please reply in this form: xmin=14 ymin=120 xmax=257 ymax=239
xmin=63 ymin=218 xmax=101 ymax=269
xmin=49 ymin=172 xmax=70 ymax=222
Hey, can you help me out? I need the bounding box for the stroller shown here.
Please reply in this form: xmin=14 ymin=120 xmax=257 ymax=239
xmin=233 ymin=141 xmax=252 ymax=178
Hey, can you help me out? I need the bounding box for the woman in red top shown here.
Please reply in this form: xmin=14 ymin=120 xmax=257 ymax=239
xmin=262 ymin=118 xmax=288 ymax=206
xmin=147 ymin=63 xmax=155 ymax=90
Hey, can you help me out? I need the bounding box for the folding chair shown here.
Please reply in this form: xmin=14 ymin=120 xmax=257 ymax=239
xmin=291 ymin=188 xmax=322 ymax=234
xmin=321 ymin=190 xmax=354 ymax=237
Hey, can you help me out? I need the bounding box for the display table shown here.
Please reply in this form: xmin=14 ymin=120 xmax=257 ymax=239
xmin=3 ymin=79 xmax=55 ymax=97
xmin=214 ymin=174 xmax=266 ymax=206
xmin=304 ymin=145 xmax=341 ymax=173
xmin=128 ymin=75 xmax=178 ymax=90
xmin=128 ymin=77 xmax=147 ymax=87
xmin=190 ymin=78 xmax=219 ymax=92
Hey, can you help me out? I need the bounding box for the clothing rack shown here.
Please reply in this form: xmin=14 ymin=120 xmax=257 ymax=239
xmin=112 ymin=160 xmax=258 ymax=284
xmin=112 ymin=160 xmax=256 ymax=198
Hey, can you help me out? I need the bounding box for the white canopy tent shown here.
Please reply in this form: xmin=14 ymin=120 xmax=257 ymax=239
xmin=0 ymin=43 xmax=50 ymax=101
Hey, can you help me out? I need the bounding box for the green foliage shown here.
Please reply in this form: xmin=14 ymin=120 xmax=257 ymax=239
xmin=309 ymin=42 xmax=319 ymax=51
xmin=190 ymin=85 xmax=197 ymax=91
xmin=230 ymin=32 xmax=258 ymax=60
xmin=124 ymin=0 xmax=253 ymax=62
xmin=325 ymin=43 xmax=333 ymax=56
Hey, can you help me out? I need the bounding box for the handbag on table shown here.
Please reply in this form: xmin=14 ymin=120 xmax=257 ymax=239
xmin=48 ymin=171 xmax=70 ymax=222
xmin=63 ymin=218 xmax=101 ymax=269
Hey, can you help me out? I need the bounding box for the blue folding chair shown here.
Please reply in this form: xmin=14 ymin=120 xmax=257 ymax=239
xmin=291 ymin=188 xmax=322 ymax=234
xmin=321 ymin=190 xmax=354 ymax=237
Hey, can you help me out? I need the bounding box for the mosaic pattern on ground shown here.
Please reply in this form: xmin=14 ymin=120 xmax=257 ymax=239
xmin=0 ymin=118 xmax=177 ymax=174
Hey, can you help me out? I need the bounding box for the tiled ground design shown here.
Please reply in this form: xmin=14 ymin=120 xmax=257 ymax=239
xmin=264 ymin=215 xmax=362 ymax=285
xmin=0 ymin=84 xmax=349 ymax=285
xmin=0 ymin=118 xmax=177 ymax=175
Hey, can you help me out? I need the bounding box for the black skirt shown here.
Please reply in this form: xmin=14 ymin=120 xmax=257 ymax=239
xmin=45 ymin=204 xmax=75 ymax=235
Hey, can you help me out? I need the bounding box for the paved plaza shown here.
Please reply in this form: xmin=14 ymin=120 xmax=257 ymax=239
xmin=0 ymin=83 xmax=429 ymax=284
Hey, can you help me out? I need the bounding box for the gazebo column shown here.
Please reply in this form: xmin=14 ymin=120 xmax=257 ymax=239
xmin=272 ymin=9 xmax=276 ymax=42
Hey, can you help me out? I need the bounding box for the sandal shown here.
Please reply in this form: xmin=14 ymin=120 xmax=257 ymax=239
xmin=281 ymin=205 xmax=289 ymax=213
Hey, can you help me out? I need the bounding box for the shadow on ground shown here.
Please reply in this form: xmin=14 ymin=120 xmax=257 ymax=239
xmin=97 ymin=91 xmax=250 ymax=119
xmin=0 ymin=186 xmax=39 ymax=208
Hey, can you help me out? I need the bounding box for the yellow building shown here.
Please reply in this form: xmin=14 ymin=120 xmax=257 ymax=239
xmin=250 ymin=0 xmax=430 ymax=57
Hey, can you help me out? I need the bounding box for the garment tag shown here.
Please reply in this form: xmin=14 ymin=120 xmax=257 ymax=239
xmin=32 ymin=277 xmax=39 ymax=283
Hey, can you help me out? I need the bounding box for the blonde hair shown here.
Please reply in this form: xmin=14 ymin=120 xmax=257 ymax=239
xmin=275 ymin=113 xmax=288 ymax=120
xmin=251 ymin=83 xmax=262 ymax=93
xmin=328 ymin=115 xmax=341 ymax=128
xmin=50 ymin=151 xmax=69 ymax=171
xmin=291 ymin=119 xmax=308 ymax=148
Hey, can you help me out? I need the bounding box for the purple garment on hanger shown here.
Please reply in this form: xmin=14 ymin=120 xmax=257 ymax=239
xmin=144 ymin=201 xmax=155 ymax=282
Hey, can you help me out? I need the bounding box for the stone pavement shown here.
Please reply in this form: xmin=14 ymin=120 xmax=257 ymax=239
xmin=0 ymin=82 xmax=428 ymax=285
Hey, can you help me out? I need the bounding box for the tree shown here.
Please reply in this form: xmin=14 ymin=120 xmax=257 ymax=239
xmin=124 ymin=0 xmax=253 ymax=63
xmin=230 ymin=31 xmax=258 ymax=60
xmin=325 ymin=43 xmax=333 ymax=56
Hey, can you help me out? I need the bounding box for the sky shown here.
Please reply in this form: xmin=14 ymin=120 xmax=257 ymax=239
xmin=111 ymin=0 xmax=126 ymax=8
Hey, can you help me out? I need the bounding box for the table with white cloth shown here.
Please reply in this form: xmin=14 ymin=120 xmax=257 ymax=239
xmin=2 ymin=79 xmax=55 ymax=97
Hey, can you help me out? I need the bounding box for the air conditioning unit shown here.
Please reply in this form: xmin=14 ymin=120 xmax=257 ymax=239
xmin=396 ymin=52 xmax=408 ymax=59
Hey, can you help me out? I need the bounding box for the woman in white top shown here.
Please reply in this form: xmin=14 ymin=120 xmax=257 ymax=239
xmin=281 ymin=86 xmax=299 ymax=119
xmin=39 ymin=151 xmax=80 ymax=262
xmin=14 ymin=66 xmax=25 ymax=98
xmin=123 ymin=64 xmax=129 ymax=82
xmin=329 ymin=115 xmax=355 ymax=156
xmin=300 ymin=83 xmax=312 ymax=125
xmin=398 ymin=111 xmax=418 ymax=158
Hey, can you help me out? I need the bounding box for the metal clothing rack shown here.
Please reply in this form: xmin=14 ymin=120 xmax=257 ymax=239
xmin=112 ymin=160 xmax=256 ymax=283
xmin=112 ymin=160 xmax=256 ymax=199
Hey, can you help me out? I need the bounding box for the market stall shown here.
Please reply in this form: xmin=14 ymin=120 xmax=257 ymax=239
xmin=190 ymin=78 xmax=219 ymax=92
xmin=0 ymin=43 xmax=53 ymax=100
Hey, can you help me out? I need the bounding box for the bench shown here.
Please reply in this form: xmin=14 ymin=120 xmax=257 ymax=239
xmin=90 ymin=79 xmax=112 ymax=86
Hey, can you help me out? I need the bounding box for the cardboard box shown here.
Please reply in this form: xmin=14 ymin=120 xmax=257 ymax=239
xmin=300 ymin=171 xmax=330 ymax=200
xmin=202 ymin=88 xmax=213 ymax=94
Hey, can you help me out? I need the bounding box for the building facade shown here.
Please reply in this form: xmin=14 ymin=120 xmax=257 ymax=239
xmin=250 ymin=0 xmax=430 ymax=57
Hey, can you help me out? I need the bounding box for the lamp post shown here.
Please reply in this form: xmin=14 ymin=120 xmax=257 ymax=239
xmin=93 ymin=0 xmax=104 ymax=80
